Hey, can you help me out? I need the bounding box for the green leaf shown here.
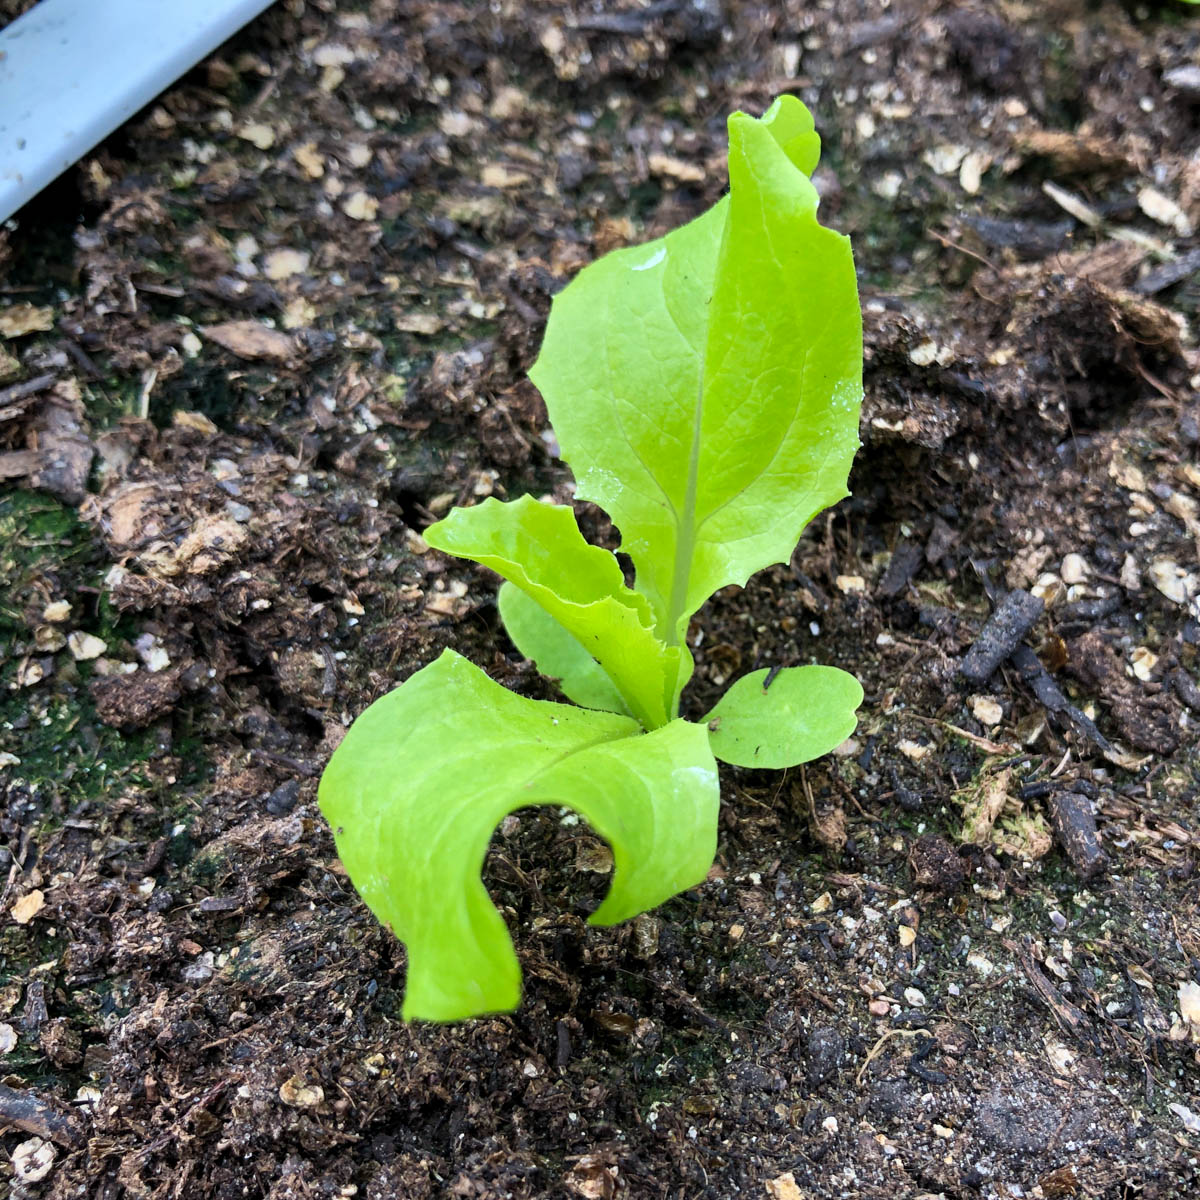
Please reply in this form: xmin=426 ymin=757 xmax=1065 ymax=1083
xmin=703 ymin=666 xmax=863 ymax=769
xmin=425 ymin=494 xmax=684 ymax=728
xmin=530 ymin=95 xmax=862 ymax=661
xmin=319 ymin=650 xmax=719 ymax=1021
xmin=497 ymin=581 xmax=631 ymax=716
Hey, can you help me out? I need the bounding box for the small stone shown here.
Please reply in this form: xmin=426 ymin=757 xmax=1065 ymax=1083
xmin=1060 ymin=553 xmax=1088 ymax=585
xmin=1130 ymin=646 xmax=1158 ymax=682
xmin=903 ymin=986 xmax=927 ymax=1007
xmin=16 ymin=659 xmax=45 ymax=687
xmin=1165 ymin=64 xmax=1200 ymax=93
xmin=1171 ymin=1103 xmax=1200 ymax=1135
xmin=869 ymin=998 xmax=891 ymax=1017
xmin=1120 ymin=553 xmax=1141 ymax=591
xmin=42 ymin=600 xmax=71 ymax=622
xmin=633 ymin=913 xmax=660 ymax=959
xmin=279 ymin=1075 xmax=324 ymax=1108
xmin=908 ymin=340 xmax=939 ymax=367
xmin=181 ymin=951 xmax=215 ymax=984
xmin=1180 ymin=980 xmax=1200 ymax=1026
xmin=293 ymin=142 xmax=325 ymax=178
xmin=238 ymin=122 xmax=276 ymax=150
xmin=959 ymin=150 xmax=988 ymax=195
xmin=872 ymin=171 xmax=903 ymax=200
xmin=265 ymin=779 xmax=301 ymax=816
xmin=970 ymin=695 xmax=1003 ymax=727
xmin=923 ymin=143 xmax=967 ymax=176
xmin=13 ymin=1137 xmax=55 ymax=1183
xmin=481 ymin=163 xmax=532 ymax=188
xmin=1149 ymin=559 xmax=1196 ymax=605
xmin=262 ymin=248 xmax=311 ymax=280
xmin=341 ymin=191 xmax=378 ymax=221
xmin=0 ymin=304 xmax=54 ymax=338
xmin=0 ymin=1022 xmax=17 ymax=1052
xmin=312 ymin=42 xmax=355 ymax=67
xmin=835 ymin=574 xmax=866 ymax=593
xmin=898 ymin=924 xmax=917 ymax=947
xmin=68 ymin=631 xmax=107 ymax=661
xmin=1031 ymin=573 xmax=1065 ymax=607
xmin=967 ymin=951 xmax=995 ymax=975
xmin=34 ymin=625 xmax=66 ymax=652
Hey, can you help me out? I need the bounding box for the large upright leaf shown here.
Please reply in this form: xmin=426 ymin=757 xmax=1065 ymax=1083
xmin=319 ymin=650 xmax=719 ymax=1021
xmin=530 ymin=95 xmax=862 ymax=651
xmin=425 ymin=495 xmax=684 ymax=728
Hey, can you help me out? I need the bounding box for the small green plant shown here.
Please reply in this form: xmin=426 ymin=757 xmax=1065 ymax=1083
xmin=320 ymin=96 xmax=864 ymax=1021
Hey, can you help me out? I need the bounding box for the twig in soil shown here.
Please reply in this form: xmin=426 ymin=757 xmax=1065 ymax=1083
xmin=1010 ymin=645 xmax=1113 ymax=754
xmin=1133 ymin=247 xmax=1200 ymax=294
xmin=1047 ymin=789 xmax=1108 ymax=879
xmin=959 ymin=589 xmax=1044 ymax=685
xmin=60 ymin=338 xmax=105 ymax=380
xmin=928 ymin=227 xmax=1000 ymax=272
xmin=1006 ymin=936 xmax=1092 ymax=1042
xmin=855 ymin=1028 xmax=925 ymax=1086
xmin=0 ymin=371 xmax=56 ymax=416
xmin=0 ymin=1083 xmax=83 ymax=1147
xmin=907 ymin=713 xmax=1016 ymax=755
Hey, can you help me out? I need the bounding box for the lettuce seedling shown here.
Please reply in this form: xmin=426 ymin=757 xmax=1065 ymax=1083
xmin=320 ymin=96 xmax=864 ymax=1021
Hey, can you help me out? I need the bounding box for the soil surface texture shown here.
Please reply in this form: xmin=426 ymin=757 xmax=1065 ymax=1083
xmin=2 ymin=2 xmax=1200 ymax=1198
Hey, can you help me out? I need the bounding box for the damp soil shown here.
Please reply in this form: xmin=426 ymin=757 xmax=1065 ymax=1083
xmin=2 ymin=2 xmax=1200 ymax=1198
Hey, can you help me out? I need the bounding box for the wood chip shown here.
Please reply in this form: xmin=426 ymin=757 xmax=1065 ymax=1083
xmin=201 ymin=321 xmax=297 ymax=363
xmin=481 ymin=163 xmax=531 ymax=189
xmin=647 ymin=152 xmax=704 ymax=183
xmin=0 ymin=304 xmax=54 ymax=338
xmin=11 ymin=890 xmax=45 ymax=925
xmin=1042 ymin=180 xmax=1102 ymax=227
xmin=765 ymin=1172 xmax=804 ymax=1200
xmin=1138 ymin=186 xmax=1192 ymax=236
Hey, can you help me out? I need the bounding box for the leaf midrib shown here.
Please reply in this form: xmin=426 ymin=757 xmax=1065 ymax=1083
xmin=665 ymin=375 xmax=704 ymax=648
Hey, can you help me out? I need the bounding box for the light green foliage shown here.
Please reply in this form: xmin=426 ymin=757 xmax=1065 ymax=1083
xmin=320 ymin=96 xmax=865 ymax=1020
xmin=424 ymin=495 xmax=682 ymax=729
xmin=321 ymin=651 xmax=718 ymax=1021
xmin=497 ymin=583 xmax=631 ymax=716
xmin=530 ymin=96 xmax=861 ymax=662
xmin=703 ymin=667 xmax=864 ymax=769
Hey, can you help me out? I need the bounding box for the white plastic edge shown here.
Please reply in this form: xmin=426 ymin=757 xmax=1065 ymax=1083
xmin=0 ymin=0 xmax=276 ymax=223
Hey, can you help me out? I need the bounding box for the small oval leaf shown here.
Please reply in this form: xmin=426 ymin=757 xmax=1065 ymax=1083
xmin=703 ymin=665 xmax=863 ymax=769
